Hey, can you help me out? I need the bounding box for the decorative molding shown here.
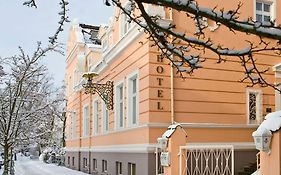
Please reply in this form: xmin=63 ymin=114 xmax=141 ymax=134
xmin=180 ymin=123 xmax=259 ymax=129
xmin=66 ymin=142 xmax=255 ymax=153
xmin=93 ymin=24 xmax=143 ymax=74
xmin=273 ymin=63 xmax=281 ymax=78
xmin=90 ymin=144 xmax=158 ymax=153
xmin=186 ymin=142 xmax=255 ymax=150
xmin=65 ymin=144 xmax=157 ymax=153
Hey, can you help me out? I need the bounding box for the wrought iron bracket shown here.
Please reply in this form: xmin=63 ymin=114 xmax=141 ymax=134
xmin=83 ymin=81 xmax=114 ymax=110
xmin=82 ymin=72 xmax=114 ymax=110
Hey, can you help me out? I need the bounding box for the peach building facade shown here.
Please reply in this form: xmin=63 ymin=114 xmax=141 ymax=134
xmin=65 ymin=1 xmax=281 ymax=175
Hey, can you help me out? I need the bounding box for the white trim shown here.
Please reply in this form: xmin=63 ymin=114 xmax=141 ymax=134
xmin=273 ymin=62 xmax=281 ymax=78
xmin=186 ymin=142 xmax=255 ymax=150
xmin=275 ymin=85 xmax=281 ymax=111
xmin=72 ymin=112 xmax=77 ymax=139
xmin=179 ymin=123 xmax=259 ymax=129
xmin=254 ymin=0 xmax=276 ymax=23
xmin=126 ymin=70 xmax=139 ymax=127
xmin=93 ymin=24 xmax=142 ymax=74
xmin=102 ymin=100 xmax=109 ymax=133
xmin=90 ymin=144 xmax=158 ymax=153
xmin=77 ymin=122 xmax=258 ymax=137
xmin=92 ymin=97 xmax=99 ymax=135
xmin=65 ymin=142 xmax=255 ymax=153
xmin=82 ymin=104 xmax=90 ymax=137
xmin=114 ymin=79 xmax=125 ymax=130
xmin=246 ymin=89 xmax=263 ymax=124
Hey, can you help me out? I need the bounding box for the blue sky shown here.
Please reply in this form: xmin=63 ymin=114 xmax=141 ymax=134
xmin=0 ymin=0 xmax=114 ymax=86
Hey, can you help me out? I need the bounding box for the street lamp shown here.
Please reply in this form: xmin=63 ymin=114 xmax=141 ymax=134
xmin=252 ymin=127 xmax=272 ymax=153
xmin=82 ymin=72 xmax=114 ymax=110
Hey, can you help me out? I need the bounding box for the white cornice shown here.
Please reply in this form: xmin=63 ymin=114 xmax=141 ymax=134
xmin=180 ymin=123 xmax=259 ymax=129
xmin=65 ymin=144 xmax=157 ymax=153
xmin=66 ymin=42 xmax=84 ymax=63
xmin=90 ymin=144 xmax=157 ymax=153
xmin=186 ymin=142 xmax=255 ymax=150
xmin=93 ymin=24 xmax=144 ymax=74
xmin=65 ymin=142 xmax=255 ymax=153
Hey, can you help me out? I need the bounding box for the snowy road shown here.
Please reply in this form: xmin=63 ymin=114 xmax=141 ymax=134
xmin=12 ymin=156 xmax=88 ymax=175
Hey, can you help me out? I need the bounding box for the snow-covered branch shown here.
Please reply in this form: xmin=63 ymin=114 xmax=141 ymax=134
xmin=108 ymin=0 xmax=281 ymax=91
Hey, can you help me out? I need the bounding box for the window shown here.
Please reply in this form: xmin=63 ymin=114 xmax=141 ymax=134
xmin=115 ymin=82 xmax=124 ymax=129
xmin=68 ymin=114 xmax=72 ymax=139
xmin=275 ymin=85 xmax=281 ymax=110
xmin=128 ymin=163 xmax=136 ymax=175
xmin=83 ymin=105 xmax=90 ymax=136
xmin=127 ymin=72 xmax=139 ymax=126
xmin=102 ymin=160 xmax=108 ymax=172
xmin=102 ymin=36 xmax=109 ymax=51
xmin=247 ymin=89 xmax=263 ymax=124
xmin=93 ymin=159 xmax=97 ymax=171
xmin=68 ymin=156 xmax=70 ymax=165
xmin=255 ymin=1 xmax=274 ymax=23
xmin=93 ymin=99 xmax=99 ymax=135
xmin=72 ymin=157 xmax=75 ymax=166
xmin=116 ymin=161 xmax=122 ymax=175
xmin=120 ymin=12 xmax=132 ymax=37
xmin=156 ymin=152 xmax=164 ymax=174
xmin=72 ymin=112 xmax=76 ymax=138
xmin=83 ymin=158 xmax=88 ymax=168
xmin=102 ymin=101 xmax=109 ymax=132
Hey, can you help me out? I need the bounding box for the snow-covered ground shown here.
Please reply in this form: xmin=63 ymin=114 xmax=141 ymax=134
xmin=0 ymin=155 xmax=88 ymax=175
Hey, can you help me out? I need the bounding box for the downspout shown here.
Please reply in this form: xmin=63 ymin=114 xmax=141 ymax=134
xmin=78 ymin=91 xmax=82 ymax=171
xmin=169 ymin=8 xmax=175 ymax=124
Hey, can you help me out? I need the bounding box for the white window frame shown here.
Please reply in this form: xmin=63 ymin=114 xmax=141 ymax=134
xmin=114 ymin=80 xmax=125 ymax=129
xmin=93 ymin=98 xmax=99 ymax=135
xmin=126 ymin=71 xmax=139 ymax=127
xmin=275 ymin=86 xmax=281 ymax=111
xmin=254 ymin=0 xmax=276 ymax=23
xmin=83 ymin=104 xmax=90 ymax=137
xmin=102 ymin=34 xmax=109 ymax=52
xmin=67 ymin=113 xmax=72 ymax=139
xmin=246 ymin=89 xmax=263 ymax=124
xmin=119 ymin=7 xmax=133 ymax=38
xmin=128 ymin=163 xmax=136 ymax=175
xmin=116 ymin=161 xmax=123 ymax=175
xmin=72 ymin=112 xmax=76 ymax=139
xmin=93 ymin=159 xmax=97 ymax=171
xmin=102 ymin=160 xmax=108 ymax=173
xmin=102 ymin=101 xmax=109 ymax=133
xmin=273 ymin=63 xmax=281 ymax=111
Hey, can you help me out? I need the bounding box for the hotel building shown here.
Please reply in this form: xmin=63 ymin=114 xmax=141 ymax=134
xmin=65 ymin=1 xmax=281 ymax=175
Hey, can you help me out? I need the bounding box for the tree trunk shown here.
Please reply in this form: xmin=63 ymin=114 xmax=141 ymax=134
xmin=3 ymin=140 xmax=10 ymax=175
xmin=9 ymin=148 xmax=14 ymax=175
xmin=61 ymin=112 xmax=66 ymax=147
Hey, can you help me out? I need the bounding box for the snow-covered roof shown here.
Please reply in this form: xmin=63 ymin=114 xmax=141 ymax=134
xmin=79 ymin=24 xmax=101 ymax=45
xmin=162 ymin=123 xmax=181 ymax=138
xmin=259 ymin=111 xmax=281 ymax=132
xmin=253 ymin=111 xmax=281 ymax=137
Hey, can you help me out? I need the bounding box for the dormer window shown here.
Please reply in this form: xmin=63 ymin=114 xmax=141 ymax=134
xmin=102 ymin=36 xmax=109 ymax=51
xmin=120 ymin=12 xmax=132 ymax=37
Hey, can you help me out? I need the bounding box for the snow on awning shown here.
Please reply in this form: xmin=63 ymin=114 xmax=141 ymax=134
xmin=162 ymin=123 xmax=181 ymax=138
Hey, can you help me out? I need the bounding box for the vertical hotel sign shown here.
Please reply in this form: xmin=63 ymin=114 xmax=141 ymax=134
xmin=156 ymin=55 xmax=164 ymax=110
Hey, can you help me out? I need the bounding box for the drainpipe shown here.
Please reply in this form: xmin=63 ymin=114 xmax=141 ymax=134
xmin=78 ymin=91 xmax=82 ymax=171
xmin=169 ymin=8 xmax=175 ymax=124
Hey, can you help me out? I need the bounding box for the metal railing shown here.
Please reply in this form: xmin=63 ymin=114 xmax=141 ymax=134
xmin=256 ymin=152 xmax=260 ymax=170
xmin=179 ymin=145 xmax=234 ymax=175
